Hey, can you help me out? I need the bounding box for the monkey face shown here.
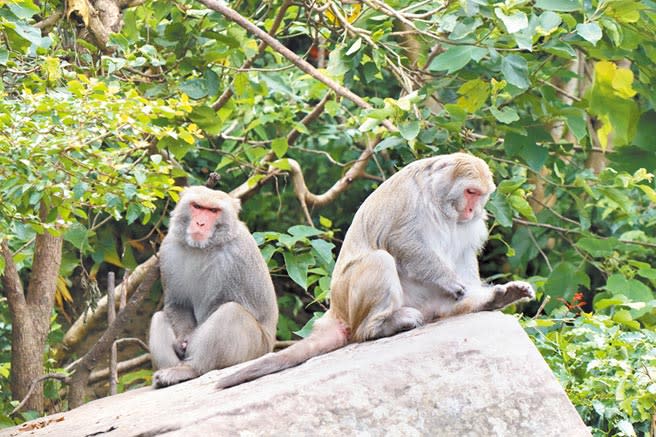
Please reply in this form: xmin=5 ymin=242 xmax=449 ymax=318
xmin=170 ymin=186 xmax=242 ymax=249
xmin=187 ymin=202 xmax=222 ymax=246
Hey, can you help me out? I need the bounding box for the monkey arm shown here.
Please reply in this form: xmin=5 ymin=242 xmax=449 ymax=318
xmin=388 ymin=235 xmax=465 ymax=300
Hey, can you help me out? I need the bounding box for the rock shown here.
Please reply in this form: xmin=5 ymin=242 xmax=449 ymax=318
xmin=3 ymin=312 xmax=590 ymax=437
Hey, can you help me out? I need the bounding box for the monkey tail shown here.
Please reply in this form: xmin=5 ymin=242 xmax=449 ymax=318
xmin=215 ymin=313 xmax=349 ymax=389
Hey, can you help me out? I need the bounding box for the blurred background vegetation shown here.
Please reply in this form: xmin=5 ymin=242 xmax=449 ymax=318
xmin=0 ymin=0 xmax=654 ymax=434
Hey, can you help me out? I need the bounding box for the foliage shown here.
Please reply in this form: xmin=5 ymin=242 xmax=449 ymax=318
xmin=254 ymin=221 xmax=336 ymax=338
xmin=0 ymin=0 xmax=655 ymax=429
xmin=525 ymin=311 xmax=656 ymax=436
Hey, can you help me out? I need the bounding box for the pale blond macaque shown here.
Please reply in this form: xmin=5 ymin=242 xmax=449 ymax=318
xmin=215 ymin=153 xmax=534 ymax=390
xmin=149 ymin=186 xmax=278 ymax=388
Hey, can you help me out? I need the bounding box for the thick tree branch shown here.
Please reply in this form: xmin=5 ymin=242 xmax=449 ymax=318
xmin=0 ymin=240 xmax=26 ymax=313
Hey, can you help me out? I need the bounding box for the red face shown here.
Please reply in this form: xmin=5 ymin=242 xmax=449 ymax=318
xmin=459 ymin=187 xmax=483 ymax=222
xmin=188 ymin=202 xmax=222 ymax=243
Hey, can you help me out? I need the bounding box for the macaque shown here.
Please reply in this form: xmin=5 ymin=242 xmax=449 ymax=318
xmin=149 ymin=186 xmax=278 ymax=388
xmin=215 ymin=152 xmax=534 ymax=390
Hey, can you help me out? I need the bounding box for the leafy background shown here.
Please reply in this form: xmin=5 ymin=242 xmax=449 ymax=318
xmin=0 ymin=0 xmax=655 ymax=435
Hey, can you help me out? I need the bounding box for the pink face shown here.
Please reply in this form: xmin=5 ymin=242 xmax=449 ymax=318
xmin=188 ymin=202 xmax=222 ymax=243
xmin=459 ymin=187 xmax=483 ymax=222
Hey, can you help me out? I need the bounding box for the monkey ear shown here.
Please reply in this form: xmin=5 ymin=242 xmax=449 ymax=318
xmin=231 ymin=197 xmax=242 ymax=213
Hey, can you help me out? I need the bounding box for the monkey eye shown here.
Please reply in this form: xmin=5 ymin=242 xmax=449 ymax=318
xmin=191 ymin=202 xmax=202 ymax=210
xmin=208 ymin=207 xmax=220 ymax=213
xmin=465 ymin=188 xmax=479 ymax=195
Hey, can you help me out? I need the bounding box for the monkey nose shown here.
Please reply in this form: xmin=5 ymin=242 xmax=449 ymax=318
xmin=196 ymin=222 xmax=205 ymax=227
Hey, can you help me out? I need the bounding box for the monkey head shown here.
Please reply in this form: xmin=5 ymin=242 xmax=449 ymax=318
xmin=435 ymin=153 xmax=496 ymax=223
xmin=169 ymin=186 xmax=242 ymax=249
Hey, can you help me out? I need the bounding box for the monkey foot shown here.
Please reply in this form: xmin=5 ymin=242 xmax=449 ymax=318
xmin=153 ymin=364 xmax=199 ymax=388
xmin=504 ymin=281 xmax=535 ymax=301
xmin=390 ymin=307 xmax=424 ymax=333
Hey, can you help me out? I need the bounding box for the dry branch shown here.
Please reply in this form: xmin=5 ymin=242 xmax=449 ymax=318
xmin=68 ymin=262 xmax=159 ymax=409
xmin=60 ymin=255 xmax=157 ymax=353
xmin=88 ymin=353 xmax=151 ymax=384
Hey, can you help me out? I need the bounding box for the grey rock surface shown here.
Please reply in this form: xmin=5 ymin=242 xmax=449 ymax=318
xmin=3 ymin=312 xmax=590 ymax=437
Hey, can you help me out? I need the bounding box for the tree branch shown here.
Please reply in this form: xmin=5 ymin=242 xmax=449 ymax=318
xmin=60 ymin=255 xmax=158 ymax=354
xmin=67 ymin=262 xmax=159 ymax=409
xmin=88 ymin=353 xmax=151 ymax=384
xmin=0 ymin=240 xmax=26 ymax=312
xmin=197 ymin=0 xmax=397 ymax=132
xmin=212 ymin=0 xmax=293 ymax=111
xmin=9 ymin=373 xmax=69 ymax=416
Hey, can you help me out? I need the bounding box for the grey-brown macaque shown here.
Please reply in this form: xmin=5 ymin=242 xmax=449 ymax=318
xmin=149 ymin=186 xmax=278 ymax=388
xmin=215 ymin=152 xmax=534 ymax=389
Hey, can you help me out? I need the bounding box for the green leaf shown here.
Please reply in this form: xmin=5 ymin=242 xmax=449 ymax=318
xmin=428 ymin=46 xmax=486 ymax=74
xmin=64 ymin=223 xmax=89 ymax=250
xmin=535 ymin=0 xmax=581 ymax=12
xmin=288 ymin=225 xmax=323 ymax=238
xmin=271 ymin=138 xmax=288 ymax=158
xmin=488 ymin=192 xmax=513 ymax=227
xmin=563 ymin=107 xmax=587 ymax=141
xmin=12 ymin=22 xmax=51 ymax=48
xmin=327 ymin=48 xmax=349 ymax=76
xmin=576 ymin=237 xmax=616 ymax=257
xmin=495 ymin=8 xmax=528 ymax=33
xmin=346 ymin=38 xmax=362 ymax=56
xmin=7 ymin=1 xmax=40 ymax=19
xmin=457 ymin=79 xmax=490 ymax=113
xmin=399 ymin=121 xmax=420 ymax=140
xmin=576 ymin=23 xmax=603 ymax=45
xmin=374 ymin=136 xmax=405 ymax=152
xmin=509 ymin=193 xmax=537 ymax=222
xmin=606 ymin=274 xmax=653 ymax=302
xmin=501 ymin=55 xmax=529 ymax=89
xmin=310 ymin=239 xmax=335 ymax=270
xmin=179 ymin=79 xmax=208 ymax=99
xmin=544 ymin=262 xmax=590 ymax=311
xmin=612 ymin=310 xmax=640 ymax=329
xmin=283 ymin=251 xmax=312 ymax=290
xmin=490 ymin=106 xmax=519 ymax=124
xmin=189 ymin=105 xmax=222 ymax=135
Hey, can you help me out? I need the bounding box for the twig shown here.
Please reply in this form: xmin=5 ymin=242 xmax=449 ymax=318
xmin=532 ymin=295 xmax=551 ymax=319
xmin=88 ymin=354 xmax=151 ymax=384
xmin=10 ymin=373 xmax=69 ymax=416
xmin=526 ymin=227 xmax=553 ymax=272
xmin=107 ymin=272 xmax=117 ymax=395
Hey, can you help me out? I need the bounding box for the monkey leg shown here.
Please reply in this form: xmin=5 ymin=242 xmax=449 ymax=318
xmin=153 ymin=302 xmax=272 ymax=388
xmin=438 ymin=281 xmax=535 ymax=317
xmin=149 ymin=311 xmax=183 ymax=370
xmin=349 ymin=250 xmax=424 ymax=342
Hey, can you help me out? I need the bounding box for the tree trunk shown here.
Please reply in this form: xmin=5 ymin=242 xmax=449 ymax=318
xmin=2 ymin=222 xmax=63 ymax=412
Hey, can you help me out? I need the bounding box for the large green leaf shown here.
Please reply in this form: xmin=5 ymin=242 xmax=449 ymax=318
xmin=501 ymin=55 xmax=529 ymax=89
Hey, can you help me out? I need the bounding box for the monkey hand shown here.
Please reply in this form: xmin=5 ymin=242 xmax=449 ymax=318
xmin=174 ymin=339 xmax=188 ymax=360
xmin=440 ymin=279 xmax=466 ymax=301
